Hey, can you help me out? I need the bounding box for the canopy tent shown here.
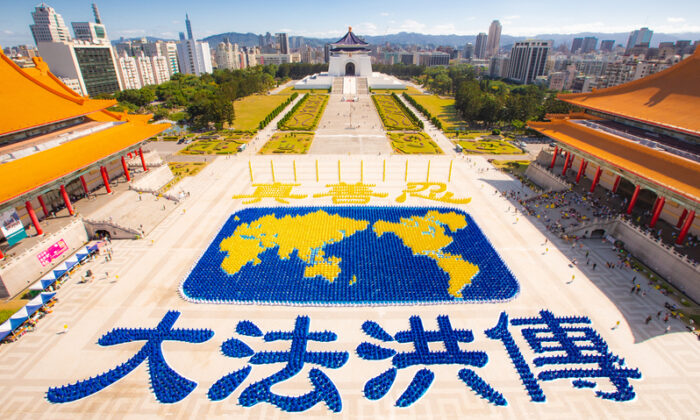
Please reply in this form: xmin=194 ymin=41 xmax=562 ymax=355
xmin=64 ymin=255 xmax=79 ymax=267
xmin=29 ymin=272 xmax=57 ymax=291
xmin=0 ymin=292 xmax=56 ymax=342
xmin=52 ymin=262 xmax=69 ymax=279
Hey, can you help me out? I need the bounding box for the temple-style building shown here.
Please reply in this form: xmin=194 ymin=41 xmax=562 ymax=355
xmin=327 ymin=27 xmax=372 ymax=77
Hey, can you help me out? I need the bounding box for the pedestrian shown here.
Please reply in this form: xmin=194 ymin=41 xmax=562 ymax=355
xmin=645 ymin=315 xmax=652 ymax=324
xmin=630 ymin=285 xmax=636 ymax=293
xmin=592 ymin=263 xmax=597 ymax=270
xmin=657 ymin=311 xmax=662 ymax=319
xmin=585 ymin=251 xmax=589 ymax=258
xmin=665 ymin=325 xmax=671 ymax=334
xmin=632 ymin=276 xmax=636 ymax=284
xmin=664 ymin=313 xmax=669 ymax=322
xmin=612 ymin=321 xmax=620 ymax=330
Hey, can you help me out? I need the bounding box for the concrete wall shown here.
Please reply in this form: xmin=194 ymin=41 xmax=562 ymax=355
xmin=524 ymin=163 xmax=570 ymax=192
xmin=83 ymin=219 xmax=140 ymax=240
xmin=130 ymin=165 xmax=174 ymax=192
xmin=0 ymin=219 xmax=88 ymax=298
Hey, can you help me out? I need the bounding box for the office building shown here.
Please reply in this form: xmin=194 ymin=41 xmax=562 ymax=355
xmin=582 ymin=37 xmax=598 ymax=53
xmin=571 ymin=38 xmax=583 ymax=53
xmin=30 ymin=4 xmax=72 ymax=44
xmin=418 ymin=52 xmax=450 ymax=66
xmin=475 ymin=33 xmax=488 ymax=59
xmin=626 ymin=27 xmax=653 ymax=52
xmin=143 ymin=41 xmax=179 ymax=75
xmin=185 ymin=14 xmax=194 ymax=40
xmin=485 ymin=20 xmax=502 ymax=57
xmin=600 ymin=40 xmax=615 ymax=52
xmin=463 ymin=43 xmax=474 ymax=60
xmin=117 ymin=52 xmax=141 ymax=90
xmin=507 ymin=40 xmax=551 ymax=84
xmin=489 ymin=56 xmax=510 ymax=78
xmin=276 ymin=33 xmax=289 ymax=54
xmin=71 ymin=4 xmax=108 ymax=44
xmin=175 ymin=15 xmax=212 ymax=75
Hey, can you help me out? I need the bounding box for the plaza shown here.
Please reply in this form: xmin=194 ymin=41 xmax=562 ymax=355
xmin=0 ymin=34 xmax=699 ymax=420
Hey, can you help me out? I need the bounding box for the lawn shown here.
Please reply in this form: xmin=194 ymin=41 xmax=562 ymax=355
xmin=388 ymin=132 xmax=443 ymax=154
xmin=456 ymin=140 xmax=524 ymax=155
xmin=445 ymin=131 xmax=493 ymax=140
xmin=372 ymin=94 xmax=421 ymax=131
xmin=408 ymin=94 xmax=467 ymax=130
xmin=232 ymin=93 xmax=292 ymax=131
xmin=372 ymin=86 xmax=422 ymax=95
xmin=163 ymin=162 xmax=209 ymax=192
xmin=259 ymin=132 xmax=314 ymax=154
xmin=179 ymin=132 xmax=251 ymax=155
xmin=279 ymin=94 xmax=328 ymax=131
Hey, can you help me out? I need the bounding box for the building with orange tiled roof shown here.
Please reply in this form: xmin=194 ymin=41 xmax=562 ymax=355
xmin=0 ymin=50 xmax=169 ymax=268
xmin=526 ymin=45 xmax=700 ymax=299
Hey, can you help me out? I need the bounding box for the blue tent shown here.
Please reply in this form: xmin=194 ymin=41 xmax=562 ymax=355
xmin=30 ymin=272 xmax=57 ymax=291
xmin=0 ymin=292 xmax=56 ymax=342
xmin=52 ymin=262 xmax=69 ymax=279
xmin=76 ymin=246 xmax=90 ymax=261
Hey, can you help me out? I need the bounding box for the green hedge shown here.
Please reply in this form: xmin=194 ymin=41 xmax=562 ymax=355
xmin=402 ymin=93 xmax=442 ymax=130
xmin=258 ymin=92 xmax=298 ymax=130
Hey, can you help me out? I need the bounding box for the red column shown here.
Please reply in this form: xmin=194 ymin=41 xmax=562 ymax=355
xmin=100 ymin=166 xmax=112 ymax=194
xmin=37 ymin=195 xmax=48 ymax=218
xmin=676 ymin=210 xmax=695 ymax=245
xmin=550 ymin=146 xmax=558 ymax=169
xmin=0 ymin=247 xmax=4 ymax=259
xmin=612 ymin=175 xmax=621 ymax=193
xmin=575 ymin=158 xmax=586 ymax=183
xmin=589 ymin=166 xmax=602 ymax=193
xmin=26 ymin=201 xmax=43 ymax=236
xmin=80 ymin=175 xmax=89 ymax=195
xmin=626 ymin=185 xmax=641 ymax=215
xmin=139 ymin=147 xmax=148 ymax=172
xmin=561 ymin=152 xmax=570 ymax=176
xmin=650 ymin=197 xmax=665 ymax=228
xmin=121 ymin=156 xmax=131 ymax=182
xmin=60 ymin=185 xmax=74 ymax=215
xmin=677 ymin=208 xmax=688 ymax=228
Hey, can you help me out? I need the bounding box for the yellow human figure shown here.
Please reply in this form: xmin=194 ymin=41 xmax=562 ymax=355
xmin=396 ymin=182 xmax=471 ymax=204
xmin=314 ymin=182 xmax=388 ymax=204
xmin=232 ymin=182 xmax=307 ymax=204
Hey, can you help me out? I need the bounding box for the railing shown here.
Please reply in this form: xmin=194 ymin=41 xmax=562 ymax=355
xmin=83 ymin=218 xmax=141 ymax=237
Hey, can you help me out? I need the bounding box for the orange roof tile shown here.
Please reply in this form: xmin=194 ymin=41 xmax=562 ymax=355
xmin=0 ymin=52 xmax=115 ymax=136
xmin=558 ymin=47 xmax=700 ymax=136
xmin=0 ymin=120 xmax=169 ymax=205
xmin=528 ymin=119 xmax=700 ymax=203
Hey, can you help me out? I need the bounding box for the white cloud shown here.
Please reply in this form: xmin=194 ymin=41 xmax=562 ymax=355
xmin=380 ymin=12 xmax=389 ymax=17
xmin=2 ymin=30 xmax=15 ymax=35
xmin=667 ymin=17 xmax=685 ymax=23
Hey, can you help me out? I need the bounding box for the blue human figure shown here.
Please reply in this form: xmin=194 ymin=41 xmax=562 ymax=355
xmin=208 ymin=316 xmax=349 ymax=412
xmin=47 ymin=311 xmax=214 ymax=404
xmin=487 ymin=310 xmax=642 ymax=402
xmin=357 ymin=315 xmax=506 ymax=407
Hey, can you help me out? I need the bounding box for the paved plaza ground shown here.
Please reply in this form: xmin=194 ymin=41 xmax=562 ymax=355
xmin=1 ymin=87 xmax=698 ymax=419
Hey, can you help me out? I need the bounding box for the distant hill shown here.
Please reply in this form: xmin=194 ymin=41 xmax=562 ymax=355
xmin=120 ymin=31 xmax=700 ymax=50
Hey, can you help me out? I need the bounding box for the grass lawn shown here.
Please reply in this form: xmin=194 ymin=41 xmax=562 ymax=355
xmin=232 ymin=93 xmax=292 ymax=131
xmin=163 ymin=162 xmax=209 ymax=192
xmin=491 ymin=160 xmax=530 ymax=175
xmin=457 ymin=139 xmax=524 ymax=155
xmin=408 ymin=94 xmax=467 ymax=130
xmin=445 ymin=131 xmax=493 ymax=140
xmin=259 ymin=132 xmax=314 ymax=154
xmin=372 ymin=94 xmax=421 ymax=131
xmin=389 ymin=132 xmax=443 ymax=154
xmin=179 ymin=132 xmax=251 ymax=155
xmin=372 ymin=86 xmax=422 ymax=95
xmin=279 ymin=94 xmax=328 ymax=131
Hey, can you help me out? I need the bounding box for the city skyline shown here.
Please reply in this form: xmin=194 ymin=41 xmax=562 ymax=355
xmin=1 ymin=0 xmax=699 ymax=46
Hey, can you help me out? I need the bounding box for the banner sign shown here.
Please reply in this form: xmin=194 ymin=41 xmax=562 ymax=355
xmin=37 ymin=239 xmax=69 ymax=266
xmin=0 ymin=209 xmax=27 ymax=246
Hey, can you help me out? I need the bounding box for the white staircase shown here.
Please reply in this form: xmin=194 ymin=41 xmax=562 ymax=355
xmin=357 ymin=77 xmax=368 ymax=94
xmin=331 ymin=78 xmax=344 ymax=93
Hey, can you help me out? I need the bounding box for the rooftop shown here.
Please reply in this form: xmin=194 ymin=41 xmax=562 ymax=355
xmin=331 ymin=27 xmax=370 ymax=52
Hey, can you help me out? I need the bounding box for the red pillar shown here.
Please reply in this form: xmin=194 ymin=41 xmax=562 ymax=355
xmin=589 ymin=166 xmax=602 ymax=193
xmin=80 ymin=175 xmax=89 ymax=195
xmin=100 ymin=166 xmax=112 ymax=194
xmin=612 ymin=175 xmax=621 ymax=193
xmin=627 ymin=185 xmax=641 ymax=215
xmin=139 ymin=148 xmax=148 ymax=172
xmin=650 ymin=197 xmax=665 ymax=228
xmin=121 ymin=156 xmax=131 ymax=182
xmin=37 ymin=195 xmax=48 ymax=218
xmin=561 ymin=152 xmax=570 ymax=176
xmin=0 ymin=247 xmax=4 ymax=259
xmin=677 ymin=208 xmax=688 ymax=228
xmin=550 ymin=146 xmax=558 ymax=169
xmin=575 ymin=158 xmax=586 ymax=183
xmin=60 ymin=185 xmax=74 ymax=215
xmin=26 ymin=201 xmax=43 ymax=236
xmin=676 ymin=210 xmax=695 ymax=245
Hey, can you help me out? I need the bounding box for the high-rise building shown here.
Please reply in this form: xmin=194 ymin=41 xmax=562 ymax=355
xmin=276 ymin=33 xmax=289 ymax=54
xmin=117 ymin=52 xmax=141 ymax=89
xmin=582 ymin=37 xmax=598 ymax=53
xmin=463 ymin=43 xmax=474 ymax=59
xmin=507 ymin=40 xmax=551 ymax=84
xmin=626 ymin=27 xmax=653 ymax=52
xmin=30 ymin=4 xmax=72 ymax=44
xmin=489 ymin=56 xmax=510 ymax=78
xmin=176 ymin=15 xmax=212 ymax=75
xmin=143 ymin=41 xmax=179 ymax=75
xmin=474 ymin=33 xmax=488 ymax=59
xmin=215 ymin=40 xmax=240 ymax=70
xmin=185 ymin=14 xmax=194 ymax=40
xmin=485 ymin=20 xmax=501 ymax=57
xmin=71 ymin=3 xmax=108 ymax=44
xmin=571 ymin=38 xmax=583 ymax=53
xmin=600 ymin=40 xmax=615 ymax=52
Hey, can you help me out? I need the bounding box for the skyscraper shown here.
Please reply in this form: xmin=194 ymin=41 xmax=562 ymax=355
xmin=185 ymin=14 xmax=194 ymax=40
xmin=507 ymin=40 xmax=551 ymax=84
xmin=176 ymin=15 xmax=212 ymax=75
xmin=71 ymin=4 xmax=109 ymax=44
xmin=485 ymin=20 xmax=502 ymax=57
xmin=626 ymin=27 xmax=653 ymax=52
xmin=474 ymin=33 xmax=488 ymax=59
xmin=571 ymin=38 xmax=583 ymax=53
xmin=582 ymin=37 xmax=598 ymax=53
xmin=276 ymin=33 xmax=289 ymax=54
xmin=600 ymin=40 xmax=615 ymax=52
xmin=30 ymin=4 xmax=72 ymax=44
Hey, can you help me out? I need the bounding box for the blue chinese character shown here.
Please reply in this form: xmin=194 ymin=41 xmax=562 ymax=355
xmin=47 ymin=311 xmax=214 ymax=404
xmin=486 ymin=310 xmax=642 ymax=402
xmin=357 ymin=315 xmax=506 ymax=407
xmin=208 ymin=316 xmax=349 ymax=412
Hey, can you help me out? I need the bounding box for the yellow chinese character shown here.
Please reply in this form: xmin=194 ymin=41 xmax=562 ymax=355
xmin=313 ymin=182 xmax=388 ymax=204
xmin=396 ymin=182 xmax=471 ymax=204
xmin=233 ymin=182 xmax=307 ymax=204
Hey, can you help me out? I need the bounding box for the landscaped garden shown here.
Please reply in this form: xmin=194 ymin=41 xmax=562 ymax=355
xmin=278 ymin=94 xmax=328 ymax=131
xmin=232 ymin=93 xmax=293 ymax=131
xmin=179 ymin=132 xmax=252 ymax=155
xmin=445 ymin=131 xmax=493 ymax=140
xmin=163 ymin=161 xmax=209 ymax=191
xmin=388 ymin=132 xmax=443 ymax=154
xmin=372 ymin=94 xmax=422 ymax=131
xmin=259 ymin=132 xmax=314 ymax=154
xmin=406 ymin=94 xmax=467 ymax=131
xmin=456 ymin=139 xmax=524 ymax=155
xmin=371 ymin=86 xmax=422 ymax=95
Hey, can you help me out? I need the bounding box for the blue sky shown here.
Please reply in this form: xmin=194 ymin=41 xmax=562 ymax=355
xmin=1 ymin=0 xmax=699 ymax=46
